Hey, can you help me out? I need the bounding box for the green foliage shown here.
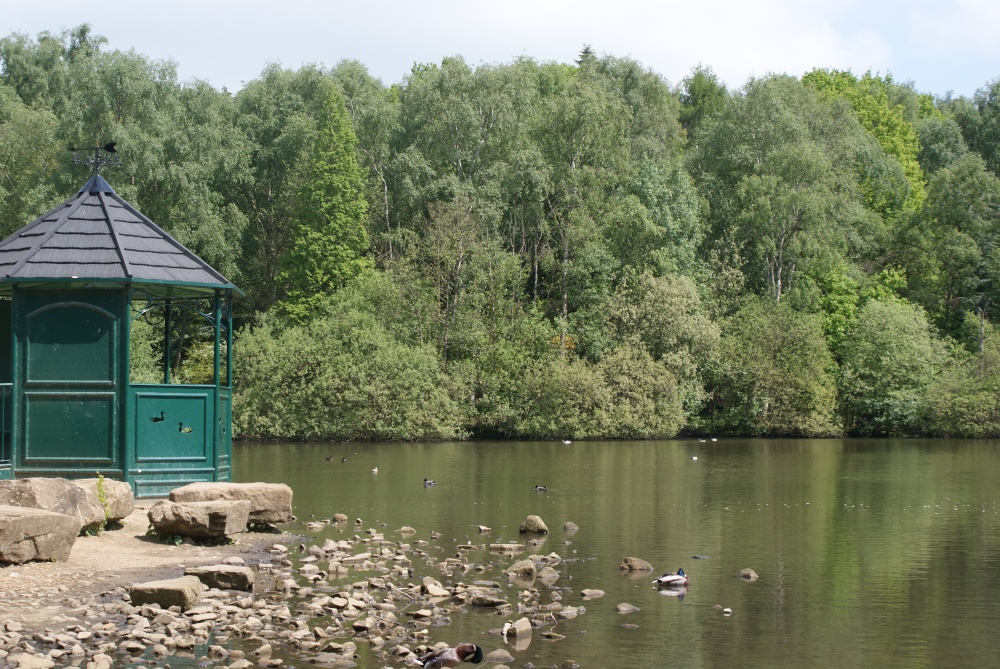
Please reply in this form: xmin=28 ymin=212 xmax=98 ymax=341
xmin=948 ymin=78 xmax=1000 ymax=177
xmin=917 ymin=115 xmax=967 ymax=174
xmin=512 ymin=347 xmax=683 ymax=439
xmin=279 ymin=90 xmax=373 ymax=321
xmin=839 ymin=299 xmax=944 ymax=435
xmin=234 ymin=295 xmax=464 ymax=441
xmin=129 ymin=316 xmax=161 ymax=384
xmin=712 ymin=300 xmax=839 ymax=436
xmin=922 ymin=326 xmax=1000 ymax=436
xmin=84 ymin=472 xmax=110 ymax=536
xmin=594 ymin=272 xmax=718 ymax=415
xmin=802 ymin=69 xmax=925 ymax=212
xmin=680 ymin=65 xmax=728 ymax=138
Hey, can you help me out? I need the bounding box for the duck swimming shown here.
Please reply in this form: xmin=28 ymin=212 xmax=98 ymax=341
xmin=534 ymin=485 xmax=548 ymax=492
xmin=653 ymin=568 xmax=689 ymax=587
xmin=424 ymin=478 xmax=437 ymax=486
xmin=419 ymin=643 xmax=484 ymax=668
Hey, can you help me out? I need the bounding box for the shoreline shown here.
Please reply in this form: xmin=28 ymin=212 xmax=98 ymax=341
xmin=0 ymin=502 xmax=296 ymax=630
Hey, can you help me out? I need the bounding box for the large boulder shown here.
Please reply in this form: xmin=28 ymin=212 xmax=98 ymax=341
xmin=0 ymin=477 xmax=132 ymax=534
xmin=147 ymin=499 xmax=250 ymax=539
xmin=75 ymin=478 xmax=134 ymax=524
xmin=185 ymin=564 xmax=255 ymax=591
xmin=0 ymin=505 xmax=81 ymax=563
xmin=130 ymin=575 xmax=203 ymax=611
xmin=168 ymin=482 xmax=293 ymax=524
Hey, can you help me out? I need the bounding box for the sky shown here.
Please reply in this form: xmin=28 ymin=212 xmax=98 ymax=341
xmin=3 ymin=0 xmax=1000 ymax=98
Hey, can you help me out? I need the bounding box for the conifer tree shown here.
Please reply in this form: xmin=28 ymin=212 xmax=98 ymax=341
xmin=279 ymin=90 xmax=372 ymax=321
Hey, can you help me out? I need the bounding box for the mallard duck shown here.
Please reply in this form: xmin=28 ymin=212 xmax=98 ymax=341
xmin=419 ymin=643 xmax=484 ymax=668
xmin=653 ymin=568 xmax=689 ymax=587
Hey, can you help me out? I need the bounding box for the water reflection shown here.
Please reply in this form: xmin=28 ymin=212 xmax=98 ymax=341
xmin=233 ymin=438 xmax=1000 ymax=668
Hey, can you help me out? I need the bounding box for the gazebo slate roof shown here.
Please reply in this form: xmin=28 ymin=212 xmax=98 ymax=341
xmin=0 ymin=174 xmax=239 ymax=298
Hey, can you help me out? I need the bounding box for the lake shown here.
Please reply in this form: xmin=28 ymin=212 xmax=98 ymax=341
xmin=232 ymin=438 xmax=1000 ymax=668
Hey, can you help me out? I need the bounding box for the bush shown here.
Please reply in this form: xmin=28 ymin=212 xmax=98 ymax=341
xmin=233 ymin=307 xmax=464 ymax=440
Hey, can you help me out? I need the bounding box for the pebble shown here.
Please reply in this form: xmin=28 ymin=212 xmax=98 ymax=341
xmin=1 ymin=516 xmax=598 ymax=669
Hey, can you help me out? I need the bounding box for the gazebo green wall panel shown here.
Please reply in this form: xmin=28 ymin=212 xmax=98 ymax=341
xmin=15 ymin=289 xmax=123 ymax=474
xmin=126 ymin=384 xmax=220 ymax=497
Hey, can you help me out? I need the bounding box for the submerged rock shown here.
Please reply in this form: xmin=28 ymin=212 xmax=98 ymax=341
xmin=619 ymin=557 xmax=653 ymax=572
xmin=739 ymin=568 xmax=759 ymax=581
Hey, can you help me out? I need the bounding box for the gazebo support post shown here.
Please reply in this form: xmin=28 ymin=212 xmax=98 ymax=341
xmin=163 ymin=301 xmax=172 ymax=384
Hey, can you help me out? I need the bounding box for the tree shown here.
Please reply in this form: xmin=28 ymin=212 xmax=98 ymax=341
xmin=0 ymin=86 xmax=59 ymax=235
xmin=679 ymin=65 xmax=728 ymax=138
xmin=917 ymin=115 xmax=967 ymax=174
xmin=595 ymin=272 xmax=718 ymax=416
xmin=233 ymin=302 xmax=464 ymax=441
xmin=233 ymin=64 xmax=332 ymax=311
xmin=711 ymin=299 xmax=839 ymax=436
xmin=802 ymin=69 xmax=926 ymax=213
xmin=899 ymin=154 xmax=1000 ymax=339
xmin=839 ymin=299 xmax=943 ymax=435
xmin=279 ymin=90 xmax=373 ymax=321
xmin=948 ymin=78 xmax=1000 ymax=177
xmin=330 ymin=60 xmax=401 ymax=262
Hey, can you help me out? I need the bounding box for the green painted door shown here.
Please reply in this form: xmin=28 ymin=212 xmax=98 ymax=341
xmin=15 ymin=290 xmax=123 ymax=474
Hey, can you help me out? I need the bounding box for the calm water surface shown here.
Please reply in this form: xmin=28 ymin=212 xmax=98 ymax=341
xmin=232 ymin=439 xmax=1000 ymax=669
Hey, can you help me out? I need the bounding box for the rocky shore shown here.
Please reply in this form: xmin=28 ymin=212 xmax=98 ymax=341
xmin=0 ymin=503 xmax=592 ymax=669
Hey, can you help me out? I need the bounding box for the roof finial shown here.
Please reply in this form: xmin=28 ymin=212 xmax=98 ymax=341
xmin=68 ymin=140 xmax=120 ymax=175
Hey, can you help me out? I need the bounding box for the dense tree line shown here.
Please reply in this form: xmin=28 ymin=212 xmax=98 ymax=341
xmin=3 ymin=27 xmax=1000 ymax=440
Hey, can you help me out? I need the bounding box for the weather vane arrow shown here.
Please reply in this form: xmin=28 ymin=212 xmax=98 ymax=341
xmin=68 ymin=141 xmax=121 ymax=175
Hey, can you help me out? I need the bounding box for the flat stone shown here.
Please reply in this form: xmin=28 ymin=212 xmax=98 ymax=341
xmin=130 ymin=576 xmax=203 ymax=612
xmin=169 ymin=482 xmax=293 ymax=524
xmin=7 ymin=653 xmax=55 ymax=669
xmin=0 ymin=506 xmax=81 ymax=563
xmin=147 ymin=499 xmax=250 ymax=538
xmin=185 ymin=565 xmax=255 ymax=591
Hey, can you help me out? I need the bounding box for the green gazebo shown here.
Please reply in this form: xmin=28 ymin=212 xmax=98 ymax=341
xmin=0 ymin=172 xmax=240 ymax=497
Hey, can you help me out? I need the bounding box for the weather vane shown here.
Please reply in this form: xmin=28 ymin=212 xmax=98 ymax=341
xmin=68 ymin=141 xmax=121 ymax=175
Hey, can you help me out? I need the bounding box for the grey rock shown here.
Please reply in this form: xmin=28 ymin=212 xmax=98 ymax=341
xmin=129 ymin=576 xmax=203 ymax=612
xmin=0 ymin=506 xmax=81 ymax=563
xmin=616 ymin=602 xmax=641 ymax=614
xmin=519 ymin=515 xmax=548 ymax=534
xmin=739 ymin=568 xmax=759 ymax=581
xmin=0 ymin=478 xmax=128 ymax=534
xmin=147 ymin=499 xmax=250 ymax=538
xmin=7 ymin=653 xmax=55 ymax=669
xmin=619 ymin=557 xmax=654 ymax=572
xmin=484 ymin=649 xmax=515 ymax=663
xmin=169 ymin=482 xmax=293 ymax=524
xmin=504 ymin=559 xmax=537 ymax=577
xmin=74 ymin=478 xmax=134 ymax=524
xmin=185 ymin=565 xmax=255 ymax=591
